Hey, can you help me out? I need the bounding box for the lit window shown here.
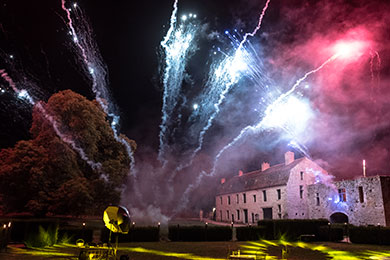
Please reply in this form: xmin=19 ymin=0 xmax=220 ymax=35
xmin=299 ymin=185 xmax=304 ymax=199
xmin=263 ymin=190 xmax=267 ymax=202
xmin=338 ymin=188 xmax=346 ymax=202
xmin=277 ymin=189 xmax=281 ymax=200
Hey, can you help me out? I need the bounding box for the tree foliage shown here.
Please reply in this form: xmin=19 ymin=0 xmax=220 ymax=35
xmin=0 ymin=90 xmax=135 ymax=216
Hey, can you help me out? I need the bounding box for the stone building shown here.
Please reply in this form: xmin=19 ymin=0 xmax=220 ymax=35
xmin=215 ymin=151 xmax=390 ymax=226
xmin=215 ymin=151 xmax=329 ymax=224
xmin=308 ymin=175 xmax=390 ymax=226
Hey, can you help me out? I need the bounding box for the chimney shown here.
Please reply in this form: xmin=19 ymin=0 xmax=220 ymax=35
xmin=261 ymin=162 xmax=270 ymax=171
xmin=221 ymin=178 xmax=226 ymax=184
xmin=238 ymin=170 xmax=244 ymax=176
xmin=363 ymin=160 xmax=366 ymax=177
xmin=285 ymin=151 xmax=294 ymax=165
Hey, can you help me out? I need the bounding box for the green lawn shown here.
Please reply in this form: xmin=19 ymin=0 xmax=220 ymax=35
xmin=1 ymin=241 xmax=390 ymax=260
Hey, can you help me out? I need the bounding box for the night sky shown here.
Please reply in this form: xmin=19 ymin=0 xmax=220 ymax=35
xmin=1 ymin=0 xmax=390 ymax=210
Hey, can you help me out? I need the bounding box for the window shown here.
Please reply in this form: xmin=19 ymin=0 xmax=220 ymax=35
xmin=316 ymin=193 xmax=320 ymax=206
xmin=299 ymin=185 xmax=304 ymax=199
xmin=220 ymin=210 xmax=222 ymax=221
xmin=220 ymin=196 xmax=222 ymax=205
xmin=277 ymin=189 xmax=281 ymax=200
xmin=278 ymin=204 xmax=281 ymax=212
xmin=338 ymin=188 xmax=346 ymax=202
xmin=243 ymin=193 xmax=246 ymax=203
xmin=300 ymin=171 xmax=304 ymax=180
xmin=228 ymin=196 xmax=231 ymax=205
xmin=359 ymin=186 xmax=364 ymax=203
xmin=227 ymin=210 xmax=230 ymax=220
xmin=263 ymin=190 xmax=267 ymax=202
xmin=253 ymin=194 xmax=257 ymax=203
xmin=237 ymin=210 xmax=240 ymax=220
xmin=278 ymin=213 xmax=282 ymax=219
xmin=236 ymin=194 xmax=239 ymax=204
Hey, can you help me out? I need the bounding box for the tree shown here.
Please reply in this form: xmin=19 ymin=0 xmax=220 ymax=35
xmin=0 ymin=90 xmax=136 ymax=216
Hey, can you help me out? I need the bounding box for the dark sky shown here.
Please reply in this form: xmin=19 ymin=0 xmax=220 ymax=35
xmin=0 ymin=0 xmax=243 ymax=148
xmin=1 ymin=0 xmax=390 ymax=185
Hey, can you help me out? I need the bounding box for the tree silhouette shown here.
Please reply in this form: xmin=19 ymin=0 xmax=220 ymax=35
xmin=0 ymin=90 xmax=135 ymax=216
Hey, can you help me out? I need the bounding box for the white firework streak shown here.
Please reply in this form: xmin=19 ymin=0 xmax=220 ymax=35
xmin=174 ymin=54 xmax=338 ymax=213
xmin=158 ymin=0 xmax=199 ymax=166
xmin=0 ymin=69 xmax=102 ymax=170
xmin=61 ymin=0 xmax=136 ymax=174
xmin=170 ymin=0 xmax=272 ymax=180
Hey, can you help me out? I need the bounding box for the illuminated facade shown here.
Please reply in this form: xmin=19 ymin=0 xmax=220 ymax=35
xmin=215 ymin=151 xmax=329 ymax=224
xmin=215 ymin=151 xmax=390 ymax=226
xmin=308 ymin=175 xmax=390 ymax=226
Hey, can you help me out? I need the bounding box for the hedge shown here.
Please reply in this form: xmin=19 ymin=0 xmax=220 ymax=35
xmin=257 ymin=219 xmax=329 ymax=241
xmin=101 ymin=226 xmax=160 ymax=243
xmin=318 ymin=226 xmax=344 ymax=242
xmin=236 ymin=226 xmax=267 ymax=241
xmin=349 ymin=226 xmax=390 ymax=245
xmin=168 ymin=225 xmax=232 ymax=241
xmin=58 ymin=228 xmax=93 ymax=244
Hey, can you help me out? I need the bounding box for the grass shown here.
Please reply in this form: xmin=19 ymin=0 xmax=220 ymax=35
xmin=2 ymin=241 xmax=390 ymax=260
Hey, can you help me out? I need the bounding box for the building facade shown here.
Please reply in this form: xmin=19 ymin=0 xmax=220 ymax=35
xmin=215 ymin=151 xmax=390 ymax=226
xmin=215 ymin=151 xmax=329 ymax=224
xmin=308 ymin=175 xmax=390 ymax=226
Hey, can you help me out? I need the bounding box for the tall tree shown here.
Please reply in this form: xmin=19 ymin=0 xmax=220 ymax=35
xmin=0 ymin=90 xmax=135 ymax=216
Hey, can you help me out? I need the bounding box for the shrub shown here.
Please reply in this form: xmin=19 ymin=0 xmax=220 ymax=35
xmin=318 ymin=226 xmax=344 ymax=242
xmin=101 ymin=226 xmax=159 ymax=242
xmin=257 ymin=219 xmax=329 ymax=241
xmin=24 ymin=224 xmax=58 ymax=248
xmin=206 ymin=226 xmax=232 ymax=241
xmin=57 ymin=228 xmax=93 ymax=244
xmin=168 ymin=225 xmax=232 ymax=242
xmin=168 ymin=226 xmax=205 ymax=242
xmin=349 ymin=226 xmax=390 ymax=245
xmin=236 ymin=226 xmax=266 ymax=241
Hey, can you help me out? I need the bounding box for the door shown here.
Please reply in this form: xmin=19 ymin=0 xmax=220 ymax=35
xmin=263 ymin=208 xmax=273 ymax=220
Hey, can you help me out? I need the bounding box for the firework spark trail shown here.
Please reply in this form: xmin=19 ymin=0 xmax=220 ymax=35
xmin=369 ymin=50 xmax=381 ymax=101
xmin=61 ymin=0 xmax=136 ymax=174
xmin=0 ymin=69 xmax=101 ymax=170
xmin=174 ymin=54 xmax=338 ymax=213
xmin=237 ymin=0 xmax=271 ymax=50
xmin=210 ymin=54 xmax=339 ymax=175
xmin=158 ymin=0 xmax=178 ymax=165
xmin=158 ymin=0 xmax=198 ymax=165
xmin=170 ymin=0 xmax=272 ymax=178
xmin=369 ymin=50 xmax=382 ymax=128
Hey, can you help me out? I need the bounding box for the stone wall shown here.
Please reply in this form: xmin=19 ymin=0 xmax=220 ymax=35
xmin=380 ymin=176 xmax=390 ymax=226
xmin=308 ymin=176 xmax=388 ymax=226
xmin=285 ymin=158 xmax=329 ymax=219
xmin=216 ymin=156 xmax=330 ymax=223
xmin=216 ymin=185 xmax=286 ymax=224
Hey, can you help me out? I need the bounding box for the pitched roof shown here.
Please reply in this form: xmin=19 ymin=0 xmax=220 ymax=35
xmin=217 ymin=157 xmax=305 ymax=195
